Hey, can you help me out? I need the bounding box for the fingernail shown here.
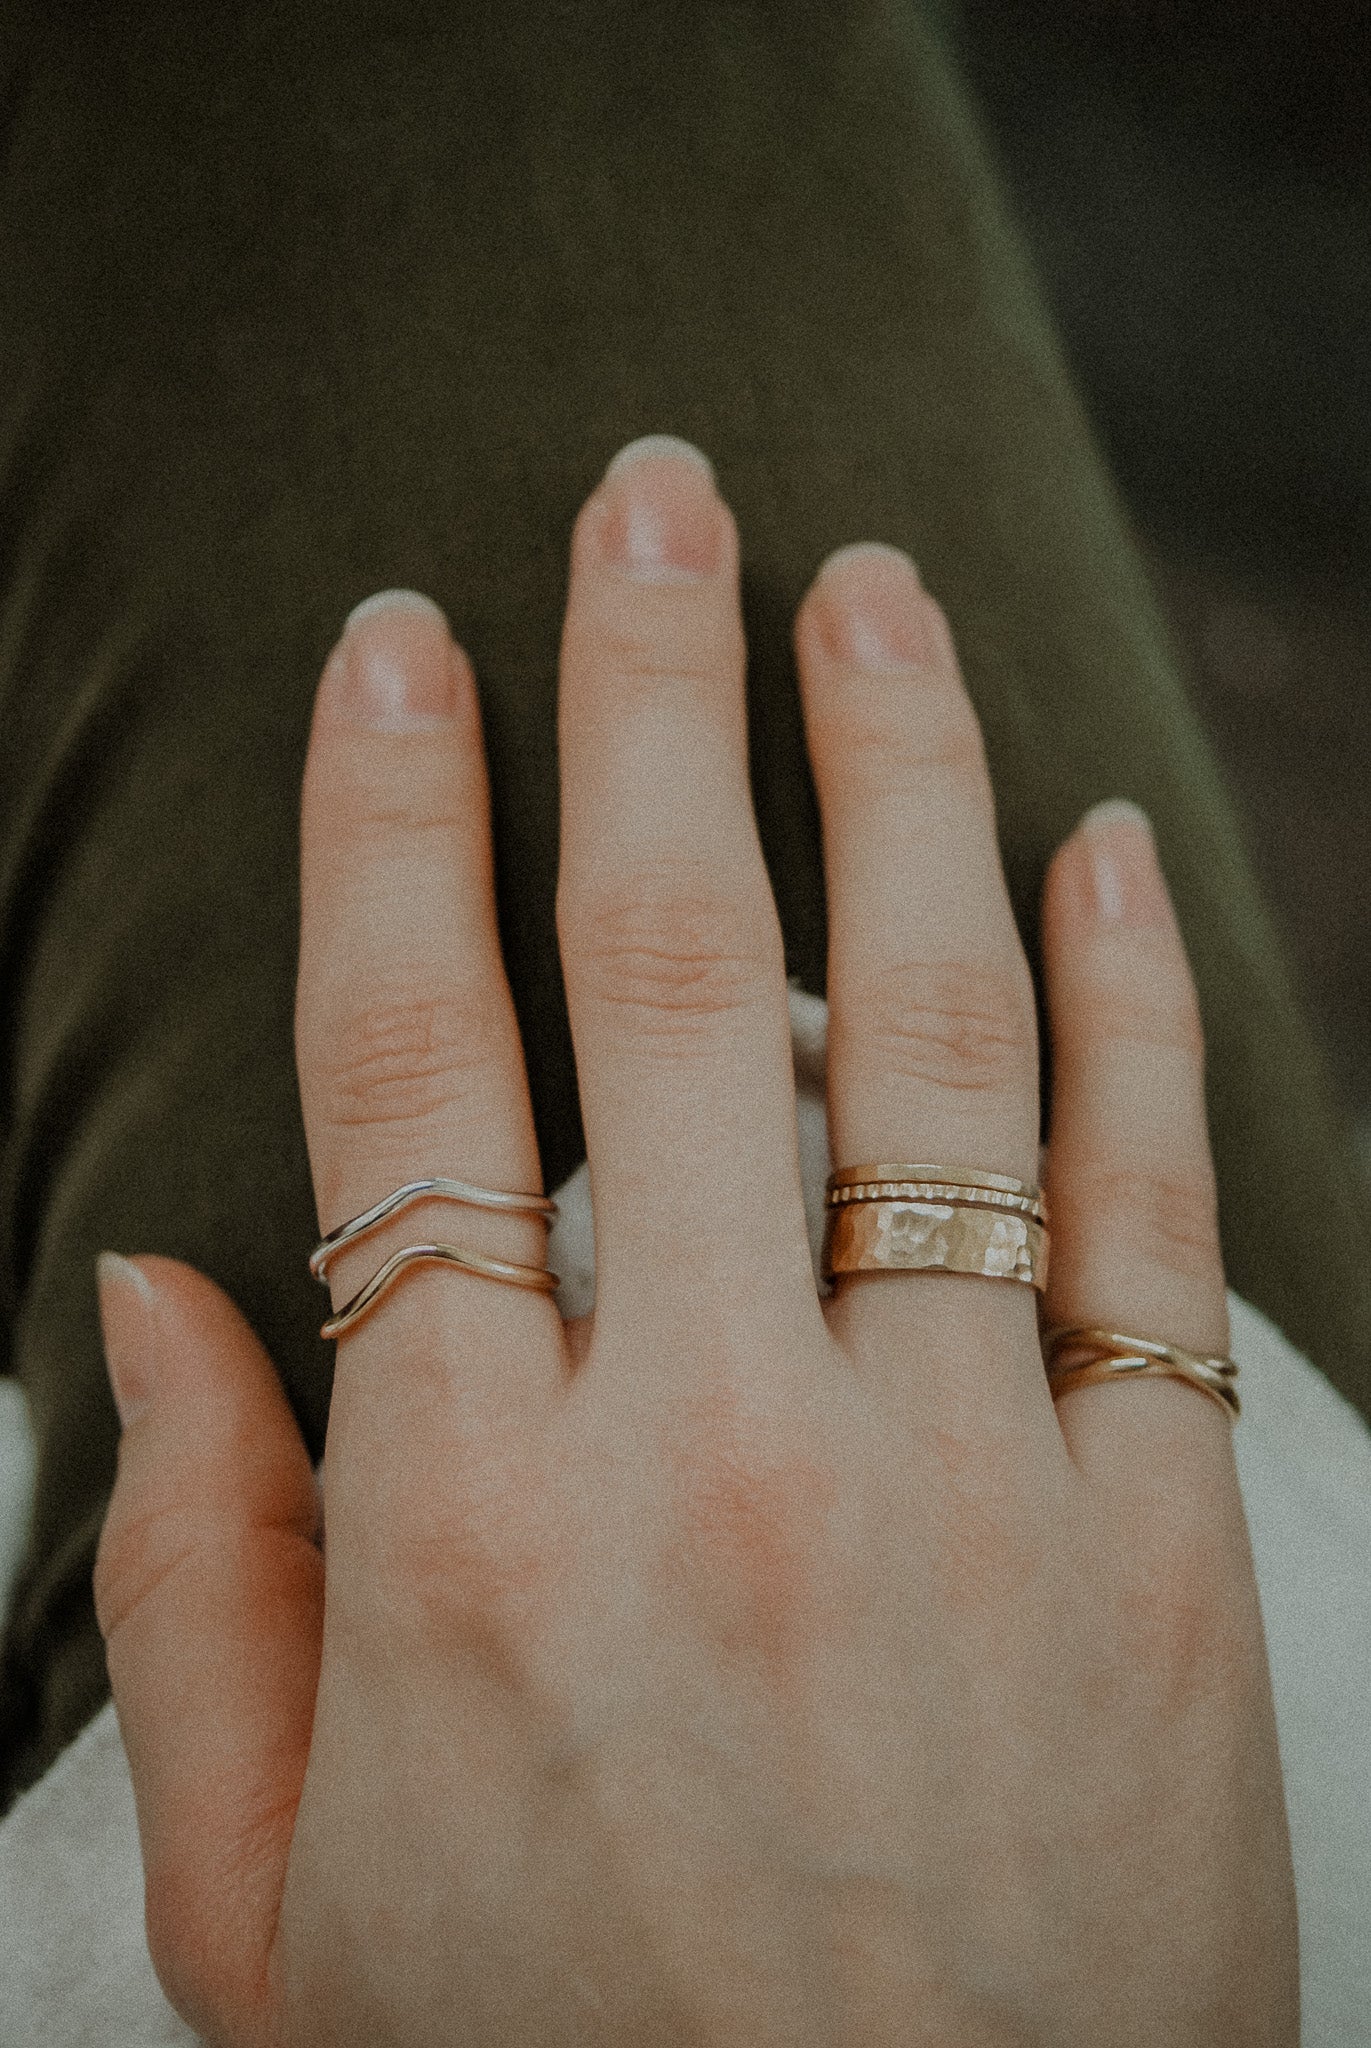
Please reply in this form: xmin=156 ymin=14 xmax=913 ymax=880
xmin=335 ymin=589 xmax=459 ymax=729
xmin=96 ymin=1252 xmax=159 ymax=1427
xmin=814 ymin=542 xmax=930 ymax=670
xmin=1081 ymin=798 xmax=1171 ymax=926
xmin=597 ymin=435 xmax=723 ymax=580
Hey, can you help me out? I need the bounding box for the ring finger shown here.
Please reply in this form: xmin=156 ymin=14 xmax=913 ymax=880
xmin=794 ymin=545 xmax=1055 ymax=1445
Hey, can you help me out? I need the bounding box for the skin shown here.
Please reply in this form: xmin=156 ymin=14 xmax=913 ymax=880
xmin=92 ymin=440 xmax=1300 ymax=2046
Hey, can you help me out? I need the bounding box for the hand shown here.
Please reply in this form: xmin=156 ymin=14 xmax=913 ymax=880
xmin=93 ymin=436 xmax=1298 ymax=2046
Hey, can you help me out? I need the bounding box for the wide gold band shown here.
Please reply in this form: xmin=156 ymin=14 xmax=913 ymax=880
xmin=822 ymin=1197 xmax=1048 ymax=1290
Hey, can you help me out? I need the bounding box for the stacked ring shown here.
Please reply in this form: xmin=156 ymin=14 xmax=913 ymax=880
xmin=822 ymin=1161 xmax=1049 ymax=1291
xmin=310 ymin=1176 xmax=560 ymax=1340
xmin=307 ymin=1163 xmax=1241 ymax=1425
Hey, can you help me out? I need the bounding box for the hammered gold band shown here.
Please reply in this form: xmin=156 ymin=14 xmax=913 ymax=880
xmin=823 ymin=1162 xmax=1049 ymax=1290
xmin=822 ymin=1198 xmax=1049 ymax=1289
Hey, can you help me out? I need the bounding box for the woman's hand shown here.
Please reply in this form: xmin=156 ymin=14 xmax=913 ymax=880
xmin=92 ymin=437 xmax=1298 ymax=2046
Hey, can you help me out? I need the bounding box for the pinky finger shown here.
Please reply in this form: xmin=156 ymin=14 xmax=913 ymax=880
xmin=1037 ymin=800 xmax=1239 ymax=1503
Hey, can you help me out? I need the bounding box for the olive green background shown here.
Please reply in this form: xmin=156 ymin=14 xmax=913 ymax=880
xmin=2 ymin=0 xmax=1369 ymax=1817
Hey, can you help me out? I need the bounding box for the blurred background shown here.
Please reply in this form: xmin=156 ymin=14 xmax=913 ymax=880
xmin=946 ymin=0 xmax=1371 ymax=1186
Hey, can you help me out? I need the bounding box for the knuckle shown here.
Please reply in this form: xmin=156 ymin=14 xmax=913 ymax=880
xmin=312 ymin=984 xmax=507 ymax=1132
xmin=1113 ymin=1528 xmax=1247 ymax=1709
xmin=924 ymin=1427 xmax=1045 ymax=1617
xmin=346 ymin=788 xmax=467 ymax=840
xmin=142 ymin=1874 xmax=213 ymax=2036
xmin=355 ymin=1457 xmax=560 ymax=1690
xmin=816 ymin=680 xmax=987 ymax=803
xmin=1076 ymin=1163 xmax=1222 ymax=1281
xmin=848 ymin=955 xmax=1037 ymax=1096
xmin=591 ymin=613 xmax=742 ymax=708
xmin=93 ymin=1495 xmax=198 ymax=1646
xmin=143 ymin=1862 xmax=272 ymax=2048
xmin=658 ymin=1380 xmax=840 ymax=1665
xmin=560 ymin=863 xmax=781 ymax=1040
xmin=1080 ymin=971 xmax=1206 ymax=1059
xmin=317 ymin=733 xmax=473 ymax=844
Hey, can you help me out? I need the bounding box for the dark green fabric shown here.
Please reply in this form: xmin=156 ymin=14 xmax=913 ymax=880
xmin=2 ymin=0 xmax=1368 ymax=1819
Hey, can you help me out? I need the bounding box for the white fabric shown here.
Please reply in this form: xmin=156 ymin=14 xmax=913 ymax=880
xmin=1 ymin=982 xmax=1369 ymax=2045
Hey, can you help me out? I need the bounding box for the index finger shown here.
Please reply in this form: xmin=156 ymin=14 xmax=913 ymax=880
xmin=294 ymin=591 xmax=566 ymax=1508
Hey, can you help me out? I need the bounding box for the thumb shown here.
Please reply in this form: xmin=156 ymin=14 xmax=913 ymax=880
xmin=94 ymin=1251 xmax=324 ymax=2045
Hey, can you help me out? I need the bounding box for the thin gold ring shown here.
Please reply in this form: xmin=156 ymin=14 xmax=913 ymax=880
xmin=827 ymin=1163 xmax=1036 ymax=1196
xmin=1042 ymin=1324 xmax=1240 ymax=1420
xmin=826 ymin=1181 xmax=1047 ymax=1223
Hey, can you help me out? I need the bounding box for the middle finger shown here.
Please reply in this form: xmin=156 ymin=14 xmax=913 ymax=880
xmin=555 ymin=437 xmax=820 ymax=1347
